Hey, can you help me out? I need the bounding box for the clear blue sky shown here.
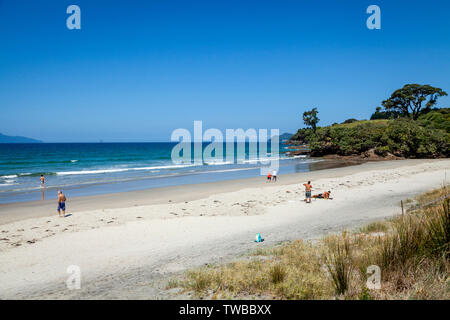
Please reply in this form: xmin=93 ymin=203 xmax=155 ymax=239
xmin=1 ymin=0 xmax=449 ymax=142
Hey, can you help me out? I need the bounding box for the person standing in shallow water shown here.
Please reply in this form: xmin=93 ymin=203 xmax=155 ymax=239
xmin=57 ymin=190 xmax=67 ymax=217
xmin=40 ymin=175 xmax=45 ymax=187
xmin=303 ymin=181 xmax=312 ymax=203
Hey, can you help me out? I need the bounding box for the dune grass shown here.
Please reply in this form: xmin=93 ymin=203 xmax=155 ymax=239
xmin=359 ymin=220 xmax=389 ymax=233
xmin=170 ymin=186 xmax=450 ymax=299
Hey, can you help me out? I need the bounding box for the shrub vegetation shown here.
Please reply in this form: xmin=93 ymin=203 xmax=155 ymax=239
xmin=290 ymin=109 xmax=449 ymax=158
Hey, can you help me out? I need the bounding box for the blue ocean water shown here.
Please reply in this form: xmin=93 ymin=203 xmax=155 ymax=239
xmin=0 ymin=143 xmax=319 ymax=203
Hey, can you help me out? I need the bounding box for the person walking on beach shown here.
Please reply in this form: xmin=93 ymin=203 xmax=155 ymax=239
xmin=303 ymin=181 xmax=312 ymax=203
xmin=57 ymin=190 xmax=67 ymax=217
xmin=272 ymin=169 xmax=277 ymax=182
xmin=267 ymin=171 xmax=272 ymax=182
xmin=40 ymin=175 xmax=45 ymax=187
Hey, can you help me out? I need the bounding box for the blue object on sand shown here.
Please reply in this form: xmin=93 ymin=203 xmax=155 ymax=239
xmin=255 ymin=233 xmax=262 ymax=242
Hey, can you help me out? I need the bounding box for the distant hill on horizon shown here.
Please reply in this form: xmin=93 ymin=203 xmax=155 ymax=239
xmin=0 ymin=133 xmax=43 ymax=143
xmin=269 ymin=132 xmax=293 ymax=142
xmin=279 ymin=132 xmax=293 ymax=141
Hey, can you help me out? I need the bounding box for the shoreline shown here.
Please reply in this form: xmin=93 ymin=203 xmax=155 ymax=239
xmin=0 ymin=158 xmax=363 ymax=225
xmin=0 ymin=159 xmax=443 ymax=226
xmin=0 ymin=157 xmax=342 ymax=205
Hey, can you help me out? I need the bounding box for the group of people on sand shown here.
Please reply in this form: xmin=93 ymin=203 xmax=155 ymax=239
xmin=40 ymin=174 xmax=67 ymax=217
xmin=264 ymin=171 xmax=332 ymax=202
xmin=266 ymin=169 xmax=277 ymax=182
xmin=43 ymin=171 xmax=332 ymax=219
xmin=303 ymin=180 xmax=332 ymax=203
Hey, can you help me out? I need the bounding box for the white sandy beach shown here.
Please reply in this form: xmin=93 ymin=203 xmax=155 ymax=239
xmin=0 ymin=159 xmax=448 ymax=299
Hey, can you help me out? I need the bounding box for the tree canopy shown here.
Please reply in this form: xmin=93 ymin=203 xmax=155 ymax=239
xmin=370 ymin=106 xmax=401 ymax=120
xmin=382 ymin=84 xmax=447 ymax=120
xmin=302 ymin=108 xmax=319 ymax=132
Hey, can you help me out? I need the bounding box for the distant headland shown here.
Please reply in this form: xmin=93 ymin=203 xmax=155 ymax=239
xmin=0 ymin=133 xmax=42 ymax=143
xmin=288 ymin=84 xmax=449 ymax=160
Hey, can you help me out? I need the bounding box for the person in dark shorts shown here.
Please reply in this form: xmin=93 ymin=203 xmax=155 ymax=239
xmin=303 ymin=181 xmax=312 ymax=203
xmin=57 ymin=190 xmax=67 ymax=217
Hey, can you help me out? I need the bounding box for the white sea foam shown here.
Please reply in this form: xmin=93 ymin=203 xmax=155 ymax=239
xmin=0 ymin=180 xmax=17 ymax=186
xmin=1 ymin=173 xmax=37 ymax=179
xmin=1 ymin=175 xmax=18 ymax=179
xmin=52 ymin=156 xmax=309 ymax=176
xmin=70 ymin=160 xmax=78 ymax=163
xmin=291 ymin=155 xmax=307 ymax=159
xmin=203 ymin=161 xmax=233 ymax=166
xmin=57 ymin=168 xmax=130 ymax=175
xmin=56 ymin=164 xmax=196 ymax=176
xmin=242 ymin=155 xmax=302 ymax=164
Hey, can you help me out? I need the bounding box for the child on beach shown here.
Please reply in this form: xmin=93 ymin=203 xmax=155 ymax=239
xmin=272 ymin=169 xmax=277 ymax=182
xmin=267 ymin=171 xmax=272 ymax=182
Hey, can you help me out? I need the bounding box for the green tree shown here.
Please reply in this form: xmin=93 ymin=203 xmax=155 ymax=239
xmin=370 ymin=106 xmax=401 ymax=120
xmin=382 ymin=84 xmax=447 ymax=120
xmin=303 ymin=108 xmax=319 ymax=132
xmin=342 ymin=118 xmax=358 ymax=124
